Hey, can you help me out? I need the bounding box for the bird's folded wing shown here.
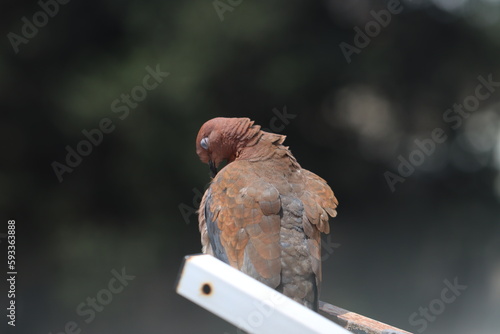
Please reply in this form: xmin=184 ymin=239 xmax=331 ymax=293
xmin=299 ymin=169 xmax=339 ymax=286
xmin=199 ymin=162 xmax=282 ymax=288
xmin=300 ymin=169 xmax=338 ymax=235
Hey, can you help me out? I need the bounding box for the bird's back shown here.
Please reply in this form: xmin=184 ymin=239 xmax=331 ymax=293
xmin=199 ymin=154 xmax=337 ymax=310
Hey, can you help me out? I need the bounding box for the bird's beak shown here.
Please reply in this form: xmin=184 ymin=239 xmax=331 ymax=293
xmin=208 ymin=160 xmax=218 ymax=177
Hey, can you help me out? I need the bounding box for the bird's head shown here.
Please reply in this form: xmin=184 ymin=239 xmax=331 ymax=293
xmin=196 ymin=117 xmax=262 ymax=177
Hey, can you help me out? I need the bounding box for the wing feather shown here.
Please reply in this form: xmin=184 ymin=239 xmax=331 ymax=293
xmin=198 ymin=161 xmax=282 ymax=287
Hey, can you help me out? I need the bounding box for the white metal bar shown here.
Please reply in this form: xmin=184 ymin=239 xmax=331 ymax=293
xmin=176 ymin=254 xmax=352 ymax=334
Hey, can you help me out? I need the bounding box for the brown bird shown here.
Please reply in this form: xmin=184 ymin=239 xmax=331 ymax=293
xmin=196 ymin=117 xmax=338 ymax=311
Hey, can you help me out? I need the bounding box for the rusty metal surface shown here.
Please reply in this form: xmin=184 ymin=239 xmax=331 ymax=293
xmin=319 ymin=301 xmax=412 ymax=334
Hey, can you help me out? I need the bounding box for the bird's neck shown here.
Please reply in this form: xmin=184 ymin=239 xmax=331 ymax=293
xmin=235 ymin=131 xmax=301 ymax=169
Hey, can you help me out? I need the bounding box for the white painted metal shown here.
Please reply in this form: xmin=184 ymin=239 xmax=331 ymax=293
xmin=176 ymin=254 xmax=352 ymax=334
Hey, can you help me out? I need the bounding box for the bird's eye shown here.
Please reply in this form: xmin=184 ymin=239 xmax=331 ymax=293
xmin=200 ymin=137 xmax=209 ymax=150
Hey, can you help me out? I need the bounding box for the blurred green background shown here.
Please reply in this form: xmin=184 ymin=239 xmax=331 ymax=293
xmin=1 ymin=0 xmax=500 ymax=333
